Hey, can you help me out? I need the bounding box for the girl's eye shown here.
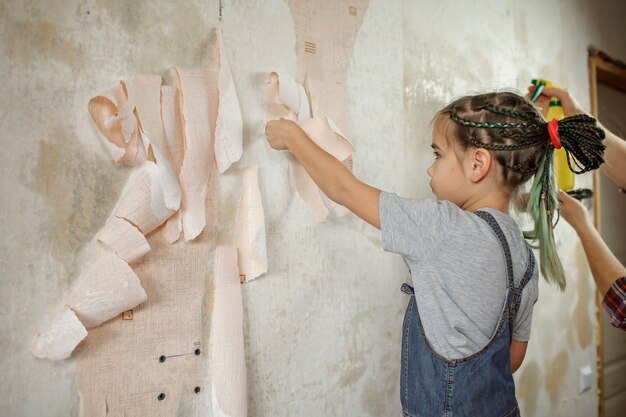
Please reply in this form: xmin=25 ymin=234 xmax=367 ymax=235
xmin=433 ymin=152 xmax=441 ymax=159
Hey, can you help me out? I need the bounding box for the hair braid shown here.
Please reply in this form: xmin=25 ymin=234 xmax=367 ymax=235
xmin=467 ymin=138 xmax=544 ymax=151
xmin=556 ymin=114 xmax=606 ymax=175
xmin=483 ymin=104 xmax=544 ymax=124
xmin=449 ymin=112 xmax=529 ymax=129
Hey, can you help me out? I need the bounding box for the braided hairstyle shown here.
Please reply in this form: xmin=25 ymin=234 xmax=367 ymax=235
xmin=435 ymin=92 xmax=605 ymax=289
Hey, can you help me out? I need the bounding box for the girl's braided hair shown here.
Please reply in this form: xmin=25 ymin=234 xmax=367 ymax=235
xmin=435 ymin=92 xmax=606 ymax=289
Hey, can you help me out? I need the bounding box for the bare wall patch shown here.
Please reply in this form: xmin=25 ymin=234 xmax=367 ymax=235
xmin=33 ymin=124 xmax=129 ymax=279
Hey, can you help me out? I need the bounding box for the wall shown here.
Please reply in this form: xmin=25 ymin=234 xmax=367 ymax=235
xmin=0 ymin=1 xmax=625 ymax=416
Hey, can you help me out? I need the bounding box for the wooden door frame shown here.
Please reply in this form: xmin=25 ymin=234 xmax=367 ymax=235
xmin=588 ymin=46 xmax=626 ymax=417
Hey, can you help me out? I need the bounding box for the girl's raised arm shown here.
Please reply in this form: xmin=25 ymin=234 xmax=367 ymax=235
xmin=265 ymin=119 xmax=381 ymax=229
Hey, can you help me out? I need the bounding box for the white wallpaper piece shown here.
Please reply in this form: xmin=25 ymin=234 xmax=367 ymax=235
xmin=172 ymin=68 xmax=218 ymax=241
xmin=211 ymin=246 xmax=247 ymax=417
xmin=235 ymin=166 xmax=267 ymax=281
xmin=31 ymin=307 xmax=88 ymax=361
xmin=66 ymin=249 xmax=147 ymax=329
xmin=214 ymin=28 xmax=244 ymax=174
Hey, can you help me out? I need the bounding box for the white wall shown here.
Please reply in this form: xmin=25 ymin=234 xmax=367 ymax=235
xmin=1 ymin=1 xmax=625 ymax=416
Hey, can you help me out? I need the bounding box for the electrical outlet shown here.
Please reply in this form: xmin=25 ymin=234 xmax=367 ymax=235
xmin=579 ymin=365 xmax=593 ymax=393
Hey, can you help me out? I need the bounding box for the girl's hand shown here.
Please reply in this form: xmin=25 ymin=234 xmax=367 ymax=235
xmin=558 ymin=190 xmax=591 ymax=232
xmin=526 ymin=86 xmax=588 ymax=118
xmin=265 ymin=119 xmax=302 ymax=151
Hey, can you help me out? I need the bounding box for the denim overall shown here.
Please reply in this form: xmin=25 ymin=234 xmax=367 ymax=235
xmin=400 ymin=211 xmax=536 ymax=417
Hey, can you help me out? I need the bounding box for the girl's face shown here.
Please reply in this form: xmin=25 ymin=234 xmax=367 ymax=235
xmin=426 ymin=119 xmax=471 ymax=206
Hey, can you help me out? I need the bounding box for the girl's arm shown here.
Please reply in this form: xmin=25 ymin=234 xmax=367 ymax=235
xmin=265 ymin=119 xmax=381 ymax=228
xmin=510 ymin=341 xmax=527 ymax=373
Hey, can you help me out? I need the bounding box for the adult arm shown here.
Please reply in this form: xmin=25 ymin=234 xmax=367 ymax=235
xmin=265 ymin=119 xmax=381 ymax=228
xmin=601 ymin=127 xmax=626 ymax=190
xmin=558 ymin=191 xmax=626 ymax=296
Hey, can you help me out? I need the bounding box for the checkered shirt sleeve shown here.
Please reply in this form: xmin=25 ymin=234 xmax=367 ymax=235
xmin=603 ymin=277 xmax=626 ymax=330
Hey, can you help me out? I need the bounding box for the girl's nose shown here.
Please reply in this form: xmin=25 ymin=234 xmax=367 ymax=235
xmin=426 ymin=165 xmax=433 ymax=177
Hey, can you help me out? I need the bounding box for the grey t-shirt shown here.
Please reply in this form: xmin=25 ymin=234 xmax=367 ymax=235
xmin=380 ymin=192 xmax=539 ymax=360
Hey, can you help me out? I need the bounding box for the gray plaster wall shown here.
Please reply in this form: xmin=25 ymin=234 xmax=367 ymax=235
xmin=1 ymin=1 xmax=625 ymax=416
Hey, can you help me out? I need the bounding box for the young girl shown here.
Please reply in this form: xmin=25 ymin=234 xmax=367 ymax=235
xmin=265 ymin=91 xmax=605 ymax=417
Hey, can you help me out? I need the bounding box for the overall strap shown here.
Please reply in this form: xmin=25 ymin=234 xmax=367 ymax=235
xmin=474 ymin=210 xmax=537 ymax=334
xmin=510 ymin=247 xmax=536 ymax=317
xmin=474 ymin=211 xmax=515 ymax=288
xmin=517 ymin=248 xmax=536 ymax=291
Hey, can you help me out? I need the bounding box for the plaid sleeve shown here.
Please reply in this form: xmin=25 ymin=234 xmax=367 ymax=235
xmin=602 ymin=277 xmax=626 ymax=330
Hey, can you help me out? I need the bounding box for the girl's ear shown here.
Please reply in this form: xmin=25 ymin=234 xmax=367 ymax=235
xmin=468 ymin=148 xmax=492 ymax=182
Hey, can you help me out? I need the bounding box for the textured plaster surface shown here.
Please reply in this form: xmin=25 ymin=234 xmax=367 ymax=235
xmin=1 ymin=0 xmax=625 ymax=416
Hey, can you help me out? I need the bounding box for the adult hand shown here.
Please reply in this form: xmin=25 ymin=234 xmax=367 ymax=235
xmin=526 ymin=86 xmax=588 ymax=118
xmin=558 ymin=190 xmax=592 ymax=232
xmin=265 ymin=119 xmax=302 ymax=151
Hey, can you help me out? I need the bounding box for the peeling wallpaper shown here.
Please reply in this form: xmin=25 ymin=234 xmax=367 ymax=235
xmin=1 ymin=1 xmax=625 ymax=416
